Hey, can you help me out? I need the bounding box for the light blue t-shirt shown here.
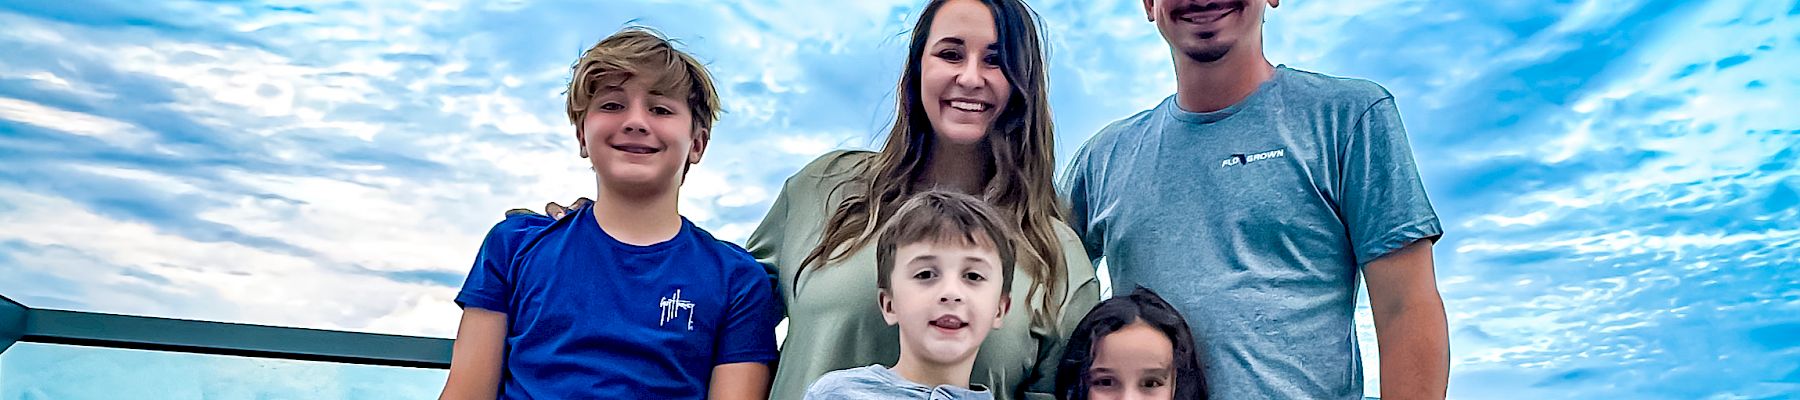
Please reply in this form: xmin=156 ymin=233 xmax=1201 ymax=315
xmin=1060 ymin=66 xmax=1442 ymax=399
xmin=804 ymin=364 xmax=994 ymax=400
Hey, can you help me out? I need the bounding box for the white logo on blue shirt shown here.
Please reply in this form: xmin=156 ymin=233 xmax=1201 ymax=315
xmin=659 ymin=289 xmax=696 ymax=330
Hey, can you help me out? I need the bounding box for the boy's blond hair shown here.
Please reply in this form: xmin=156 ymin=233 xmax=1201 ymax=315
xmin=566 ymin=27 xmax=720 ymax=134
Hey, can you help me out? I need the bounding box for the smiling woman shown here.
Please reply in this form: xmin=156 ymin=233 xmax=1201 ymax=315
xmin=916 ymin=1 xmax=1014 ymax=148
xmin=742 ymin=0 xmax=1101 ymax=399
xmin=4 ymin=0 xmax=1798 ymax=399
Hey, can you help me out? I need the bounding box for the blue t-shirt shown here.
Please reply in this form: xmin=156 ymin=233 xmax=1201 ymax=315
xmin=1060 ymin=66 xmax=1442 ymax=399
xmin=455 ymin=204 xmax=782 ymax=399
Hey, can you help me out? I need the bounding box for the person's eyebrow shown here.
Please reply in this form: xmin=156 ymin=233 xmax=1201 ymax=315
xmin=642 ymin=88 xmax=688 ymax=103
xmin=907 ymin=255 xmax=940 ymax=266
xmin=934 ymin=37 xmax=965 ymax=46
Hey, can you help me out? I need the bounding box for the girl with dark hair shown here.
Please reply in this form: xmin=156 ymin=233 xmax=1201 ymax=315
xmin=1056 ymin=288 xmax=1206 ymax=400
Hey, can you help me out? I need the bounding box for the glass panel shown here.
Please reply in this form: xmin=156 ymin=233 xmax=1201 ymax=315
xmin=1 ymin=342 xmax=445 ymax=399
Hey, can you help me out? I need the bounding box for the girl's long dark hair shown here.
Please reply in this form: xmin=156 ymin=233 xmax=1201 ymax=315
xmin=1056 ymin=287 xmax=1207 ymax=400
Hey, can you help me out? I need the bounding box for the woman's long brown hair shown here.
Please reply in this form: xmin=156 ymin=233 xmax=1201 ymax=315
xmin=800 ymin=0 xmax=1067 ymax=330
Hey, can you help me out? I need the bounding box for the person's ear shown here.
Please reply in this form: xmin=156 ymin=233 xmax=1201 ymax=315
xmin=687 ymin=126 xmax=710 ymax=165
xmin=1142 ymin=0 xmax=1156 ymax=22
xmin=1268 ymin=0 xmax=1279 ymax=8
xmin=992 ymin=294 xmax=1012 ymax=329
xmin=575 ymin=122 xmax=589 ymax=158
xmin=879 ymin=289 xmax=899 ymax=326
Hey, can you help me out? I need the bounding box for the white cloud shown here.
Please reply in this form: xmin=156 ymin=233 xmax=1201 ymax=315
xmin=1 ymin=1 xmax=1797 ymax=397
xmin=0 ymin=97 xmax=147 ymax=144
xmin=0 ymin=189 xmax=462 ymax=336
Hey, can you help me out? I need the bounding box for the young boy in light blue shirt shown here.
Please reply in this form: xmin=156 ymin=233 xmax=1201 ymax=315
xmin=805 ymin=191 xmax=1018 ymax=400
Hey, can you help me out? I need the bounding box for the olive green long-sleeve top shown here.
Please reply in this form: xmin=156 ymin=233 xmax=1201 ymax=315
xmin=749 ymin=150 xmax=1101 ymax=400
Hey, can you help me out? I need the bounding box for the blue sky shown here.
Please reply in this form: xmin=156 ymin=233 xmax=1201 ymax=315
xmin=0 ymin=0 xmax=1796 ymax=398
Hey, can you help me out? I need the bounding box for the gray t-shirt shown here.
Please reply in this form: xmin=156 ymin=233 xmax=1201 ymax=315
xmin=1060 ymin=66 xmax=1442 ymax=399
xmin=804 ymin=364 xmax=994 ymax=400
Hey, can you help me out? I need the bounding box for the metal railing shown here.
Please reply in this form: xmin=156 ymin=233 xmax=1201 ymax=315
xmin=0 ymin=294 xmax=451 ymax=369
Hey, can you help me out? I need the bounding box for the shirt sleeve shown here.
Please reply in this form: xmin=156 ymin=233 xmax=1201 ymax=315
xmin=745 ymin=172 xmax=796 ymax=306
xmin=1058 ymin=142 xmax=1106 ymax=267
xmin=714 ymin=254 xmax=783 ymax=365
xmin=454 ymin=213 xmax=552 ymax=312
xmin=748 ymin=150 xmax=851 ymax=317
xmin=801 ymin=371 xmax=846 ymax=400
xmin=1340 ymin=96 xmax=1444 ymax=268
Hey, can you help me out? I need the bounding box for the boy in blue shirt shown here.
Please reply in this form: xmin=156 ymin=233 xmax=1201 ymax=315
xmin=439 ymin=27 xmax=780 ymax=400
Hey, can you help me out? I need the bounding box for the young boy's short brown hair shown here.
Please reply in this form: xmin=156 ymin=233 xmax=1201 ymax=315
xmin=875 ymin=190 xmax=1018 ymax=292
xmin=565 ymin=26 xmax=720 ymax=134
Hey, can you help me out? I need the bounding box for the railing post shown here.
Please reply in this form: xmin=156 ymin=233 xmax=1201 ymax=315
xmin=0 ymin=294 xmax=25 ymax=354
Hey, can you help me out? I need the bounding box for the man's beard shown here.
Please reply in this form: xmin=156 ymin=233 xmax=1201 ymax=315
xmin=1182 ymin=42 xmax=1232 ymax=63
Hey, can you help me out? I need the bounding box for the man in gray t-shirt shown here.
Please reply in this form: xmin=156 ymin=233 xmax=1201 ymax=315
xmin=1059 ymin=1 xmax=1450 ymax=399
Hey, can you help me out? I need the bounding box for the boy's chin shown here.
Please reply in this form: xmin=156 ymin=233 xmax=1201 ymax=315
xmin=913 ymin=340 xmax=982 ymax=365
xmin=594 ymin=166 xmax=682 ymax=192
